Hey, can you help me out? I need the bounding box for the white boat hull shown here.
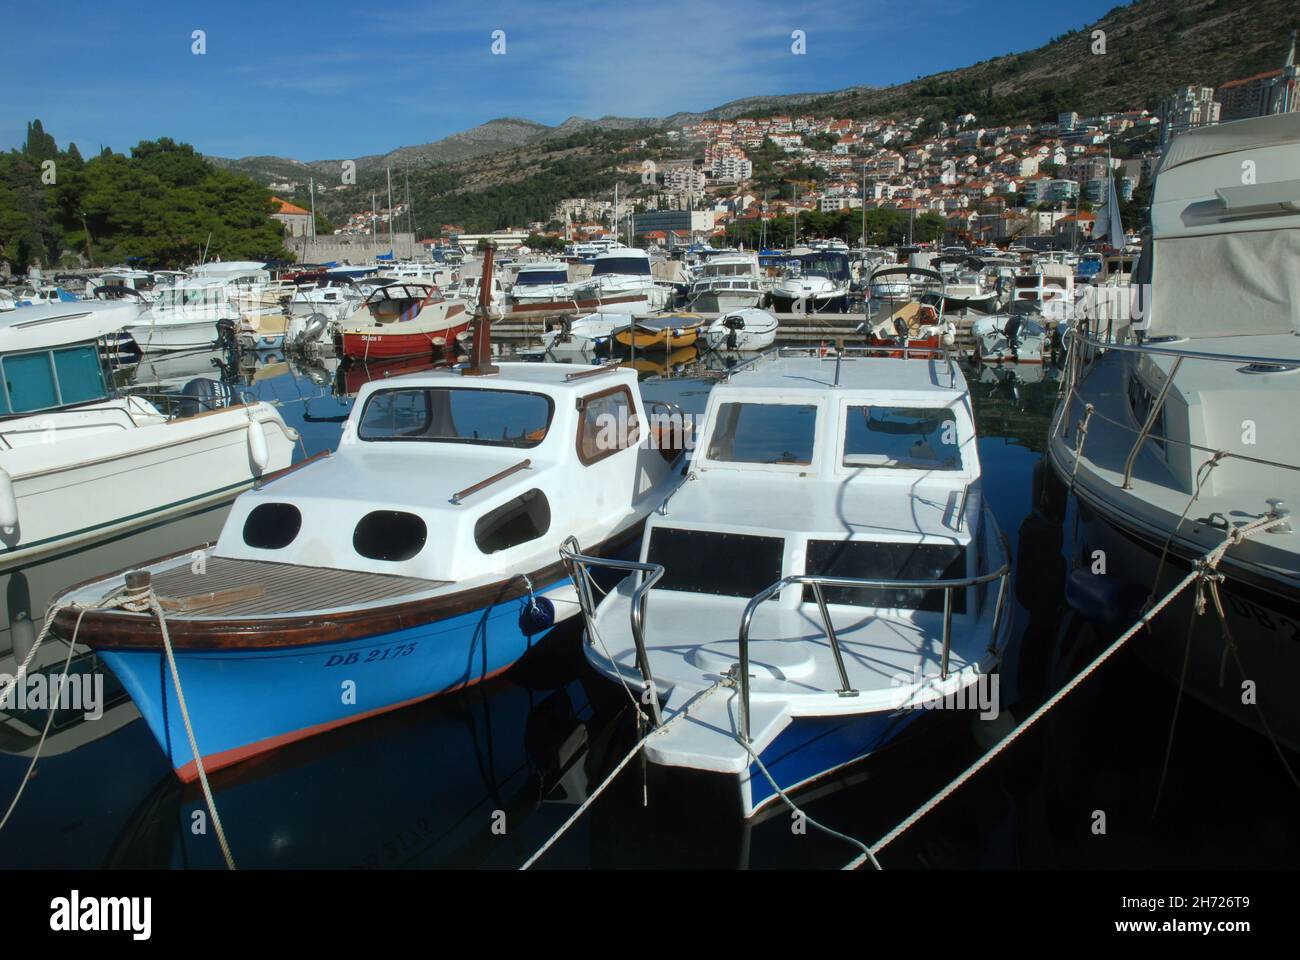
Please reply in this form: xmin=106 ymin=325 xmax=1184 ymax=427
xmin=0 ymin=401 xmax=297 ymax=569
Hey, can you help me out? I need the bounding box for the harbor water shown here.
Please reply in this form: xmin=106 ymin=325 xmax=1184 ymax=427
xmin=1 ymin=343 xmax=1296 ymax=869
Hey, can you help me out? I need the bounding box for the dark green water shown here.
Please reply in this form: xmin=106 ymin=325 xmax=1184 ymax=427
xmin=0 ymin=344 xmax=1295 ymax=869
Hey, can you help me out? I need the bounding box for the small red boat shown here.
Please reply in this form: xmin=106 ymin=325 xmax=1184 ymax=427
xmin=337 ymin=282 xmax=470 ymax=360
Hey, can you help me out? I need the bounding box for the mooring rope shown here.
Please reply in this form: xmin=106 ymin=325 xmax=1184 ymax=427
xmin=0 ymin=585 xmax=237 ymax=869
xmin=739 ymin=734 xmax=880 ymax=870
xmin=841 ymin=510 xmax=1288 ymax=870
xmin=518 ymin=681 xmax=721 ymax=870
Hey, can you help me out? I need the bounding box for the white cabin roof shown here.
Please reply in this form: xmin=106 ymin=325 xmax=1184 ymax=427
xmin=722 ymin=352 xmax=967 ymax=398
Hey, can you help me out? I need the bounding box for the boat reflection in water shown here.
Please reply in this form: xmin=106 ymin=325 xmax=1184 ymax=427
xmin=104 ymin=636 xmax=629 ymax=869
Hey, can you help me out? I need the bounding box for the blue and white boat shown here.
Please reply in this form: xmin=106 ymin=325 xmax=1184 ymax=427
xmin=568 ymin=346 xmax=1012 ymax=817
xmin=54 ymin=354 xmax=685 ymax=782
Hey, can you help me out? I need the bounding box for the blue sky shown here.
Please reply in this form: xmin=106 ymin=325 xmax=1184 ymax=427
xmin=8 ymin=0 xmax=1123 ymax=160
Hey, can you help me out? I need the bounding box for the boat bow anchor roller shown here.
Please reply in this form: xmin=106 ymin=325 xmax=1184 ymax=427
xmin=567 ymin=346 xmax=1013 ymax=817
xmin=51 ymin=247 xmax=686 ymax=781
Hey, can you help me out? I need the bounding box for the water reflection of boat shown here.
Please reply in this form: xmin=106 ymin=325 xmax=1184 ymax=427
xmin=337 ymin=355 xmax=450 ymax=397
xmin=103 ymin=657 xmax=616 ymax=868
xmin=626 ymin=345 xmax=698 ymax=378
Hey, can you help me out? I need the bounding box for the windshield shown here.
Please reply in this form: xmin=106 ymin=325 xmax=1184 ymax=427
xmin=844 ymin=405 xmax=961 ymax=470
xmin=799 ymin=253 xmax=849 ymax=281
xmin=707 ymin=402 xmax=817 ymax=465
xmin=592 ymin=256 xmax=650 ymax=277
xmin=516 ymin=270 xmax=568 ymax=285
xmin=358 ymin=387 xmax=554 ymax=446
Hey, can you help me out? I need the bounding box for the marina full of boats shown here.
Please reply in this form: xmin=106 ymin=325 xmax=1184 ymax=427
xmin=0 ymin=113 xmax=1298 ymax=874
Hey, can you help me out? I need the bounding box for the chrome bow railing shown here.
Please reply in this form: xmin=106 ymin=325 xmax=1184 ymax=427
xmin=559 ymin=536 xmax=664 ymax=727
xmin=735 ymin=530 xmax=1012 ymax=743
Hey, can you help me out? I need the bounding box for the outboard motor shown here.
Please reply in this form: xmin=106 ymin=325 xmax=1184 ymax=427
xmin=215 ymin=318 xmax=239 ymax=353
xmin=1003 ymin=314 xmax=1023 ymax=359
xmin=893 ymin=316 xmax=910 ymax=345
xmin=178 ymin=378 xmax=234 ymax=418
xmin=722 ymin=313 xmax=745 ymax=350
xmin=300 ymin=313 xmax=330 ymax=345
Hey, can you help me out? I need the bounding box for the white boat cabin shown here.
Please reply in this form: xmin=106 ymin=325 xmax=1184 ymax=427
xmin=217 ymin=363 xmax=682 ymax=587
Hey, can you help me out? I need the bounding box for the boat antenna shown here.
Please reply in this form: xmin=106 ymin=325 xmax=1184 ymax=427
xmin=463 ymin=241 xmax=499 ymax=377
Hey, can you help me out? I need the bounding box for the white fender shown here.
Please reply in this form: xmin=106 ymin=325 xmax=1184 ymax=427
xmin=247 ymin=417 xmax=270 ymax=473
xmin=11 ymin=616 xmax=35 ymax=664
xmin=0 ymin=466 xmax=18 ymax=531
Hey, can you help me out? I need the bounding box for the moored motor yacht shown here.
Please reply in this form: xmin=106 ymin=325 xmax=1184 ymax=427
xmin=571 ymin=248 xmax=672 ymax=311
xmin=686 ymin=252 xmax=766 ymax=312
xmin=1047 ymin=112 xmax=1300 ymax=750
xmin=770 ymin=250 xmax=851 ymax=313
xmin=0 ymin=304 xmax=296 ymax=569
xmin=509 ymin=261 xmax=574 ymax=305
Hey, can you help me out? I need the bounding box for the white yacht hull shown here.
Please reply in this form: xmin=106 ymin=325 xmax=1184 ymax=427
xmin=124 ymin=319 xmax=225 ymax=354
xmin=0 ymin=401 xmax=297 ymax=569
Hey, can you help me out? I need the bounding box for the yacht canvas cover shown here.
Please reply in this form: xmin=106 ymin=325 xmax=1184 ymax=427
xmin=1146 ymin=114 xmax=1300 ymax=339
xmin=1149 ymin=229 xmax=1300 ymax=338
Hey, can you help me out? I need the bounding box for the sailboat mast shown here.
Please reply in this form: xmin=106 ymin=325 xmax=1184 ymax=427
xmin=386 ymin=167 xmax=394 ymax=252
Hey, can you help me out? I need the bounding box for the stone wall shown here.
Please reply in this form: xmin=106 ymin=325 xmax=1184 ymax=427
xmin=287 ymin=233 xmax=418 ymax=263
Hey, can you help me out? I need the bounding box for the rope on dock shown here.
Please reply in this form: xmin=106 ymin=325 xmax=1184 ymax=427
xmin=0 ymin=586 xmax=237 ymax=870
xmin=518 ymin=681 xmax=721 ymax=870
xmin=842 ymin=510 xmax=1288 ymax=871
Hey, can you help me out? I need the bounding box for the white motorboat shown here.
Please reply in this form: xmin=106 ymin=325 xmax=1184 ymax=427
xmin=509 ymin=261 xmax=573 ymax=305
xmin=970 ymin=303 xmax=1050 ymax=364
xmin=539 ymin=312 xmax=629 ymax=352
xmin=571 ymin=249 xmax=672 ymax=311
xmin=687 ymin=252 xmax=766 ymax=312
xmin=703 ymin=308 xmax=779 ymax=351
xmin=1011 ymin=262 xmax=1075 ymax=325
xmin=125 ymin=279 xmax=236 ymax=354
xmin=567 ymin=346 xmax=1011 ymax=817
xmin=1047 ymin=112 xmax=1300 ymax=750
xmin=770 ymin=250 xmax=851 ymax=313
xmin=0 ymin=306 xmax=297 ymax=569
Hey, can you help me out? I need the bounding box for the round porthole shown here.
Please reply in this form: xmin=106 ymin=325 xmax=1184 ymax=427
xmin=354 ymin=510 xmax=427 ymax=561
xmin=242 ymin=503 xmax=302 ymax=550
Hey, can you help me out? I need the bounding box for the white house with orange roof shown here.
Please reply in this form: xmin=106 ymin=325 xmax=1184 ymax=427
xmin=271 ymin=197 xmax=313 ymax=237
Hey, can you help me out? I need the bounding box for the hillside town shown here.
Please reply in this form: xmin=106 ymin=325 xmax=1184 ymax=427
xmin=315 ymin=29 xmax=1298 ymax=258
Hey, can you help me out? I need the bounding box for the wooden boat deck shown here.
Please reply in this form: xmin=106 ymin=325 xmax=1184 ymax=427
xmin=150 ymin=557 xmax=444 ymax=618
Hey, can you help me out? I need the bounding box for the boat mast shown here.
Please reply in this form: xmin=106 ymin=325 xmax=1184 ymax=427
xmin=463 ymin=241 xmax=499 ymax=377
xmin=386 ymin=167 xmax=394 ymax=254
xmin=860 ymin=166 xmax=866 ymax=247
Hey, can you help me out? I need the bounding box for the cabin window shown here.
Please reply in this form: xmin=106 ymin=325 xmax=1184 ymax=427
xmin=577 ymin=387 xmax=639 ymax=465
xmin=805 ymin=540 xmax=967 ymax=613
xmin=53 ymin=345 xmax=107 ymax=405
xmin=243 ymin=502 xmax=303 ymax=550
xmin=358 ymin=388 xmax=553 ymax=447
xmin=843 ymin=406 xmax=961 ymax=470
xmin=354 ymin=510 xmax=428 ymax=561
xmin=475 ymin=489 xmax=551 ymax=554
xmin=647 ymin=528 xmax=785 ymax=598
xmin=705 ymin=403 xmax=817 ymax=465
xmin=0 ymin=344 xmax=109 ymax=415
